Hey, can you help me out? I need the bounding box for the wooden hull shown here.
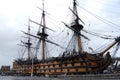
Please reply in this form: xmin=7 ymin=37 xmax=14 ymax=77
xmin=13 ymin=52 xmax=111 ymax=75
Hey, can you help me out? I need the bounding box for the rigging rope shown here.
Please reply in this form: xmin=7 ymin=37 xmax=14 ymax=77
xmin=22 ymin=47 xmax=27 ymax=58
xmin=93 ymin=39 xmax=113 ymax=53
xmin=78 ymin=6 xmax=120 ymax=30
xmin=82 ymin=29 xmax=114 ymax=39
xmin=112 ymin=42 xmax=120 ymax=58
xmin=82 ymin=0 xmax=120 ymax=9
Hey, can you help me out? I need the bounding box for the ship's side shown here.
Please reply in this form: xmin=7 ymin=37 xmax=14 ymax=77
xmin=13 ymin=52 xmax=112 ymax=75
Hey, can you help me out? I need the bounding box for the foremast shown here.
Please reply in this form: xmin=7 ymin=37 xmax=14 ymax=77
xmin=70 ymin=0 xmax=84 ymax=54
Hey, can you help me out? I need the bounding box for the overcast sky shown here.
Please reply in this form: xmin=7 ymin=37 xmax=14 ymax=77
xmin=0 ymin=0 xmax=120 ymax=68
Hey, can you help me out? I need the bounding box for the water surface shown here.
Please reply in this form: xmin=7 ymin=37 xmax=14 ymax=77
xmin=0 ymin=76 xmax=62 ymax=80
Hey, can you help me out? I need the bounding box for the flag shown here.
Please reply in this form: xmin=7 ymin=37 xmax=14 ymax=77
xmin=88 ymin=47 xmax=93 ymax=51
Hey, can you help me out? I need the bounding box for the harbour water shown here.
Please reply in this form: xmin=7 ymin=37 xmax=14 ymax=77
xmin=0 ymin=76 xmax=62 ymax=80
xmin=0 ymin=74 xmax=120 ymax=80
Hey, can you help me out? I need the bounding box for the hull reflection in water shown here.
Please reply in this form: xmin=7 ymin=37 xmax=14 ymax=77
xmin=0 ymin=76 xmax=62 ymax=80
xmin=0 ymin=74 xmax=120 ymax=80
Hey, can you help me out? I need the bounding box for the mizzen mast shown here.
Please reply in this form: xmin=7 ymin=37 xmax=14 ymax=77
xmin=70 ymin=0 xmax=84 ymax=54
xmin=25 ymin=19 xmax=32 ymax=59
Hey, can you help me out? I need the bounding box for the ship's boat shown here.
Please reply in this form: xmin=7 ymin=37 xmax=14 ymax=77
xmin=13 ymin=0 xmax=120 ymax=75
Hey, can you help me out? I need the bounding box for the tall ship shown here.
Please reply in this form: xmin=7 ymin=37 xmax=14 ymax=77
xmin=13 ymin=0 xmax=120 ymax=75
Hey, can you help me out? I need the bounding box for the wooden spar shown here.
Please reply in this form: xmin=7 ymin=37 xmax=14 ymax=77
xmin=41 ymin=0 xmax=46 ymax=60
xmin=42 ymin=39 xmax=45 ymax=60
xmin=28 ymin=41 xmax=30 ymax=59
xmin=100 ymin=37 xmax=120 ymax=55
xmin=22 ymin=31 xmax=65 ymax=49
xmin=77 ymin=34 xmax=83 ymax=53
xmin=27 ymin=19 xmax=31 ymax=59
xmin=72 ymin=0 xmax=83 ymax=54
xmin=100 ymin=41 xmax=117 ymax=55
xmin=62 ymin=22 xmax=89 ymax=40
xmin=29 ymin=19 xmax=55 ymax=32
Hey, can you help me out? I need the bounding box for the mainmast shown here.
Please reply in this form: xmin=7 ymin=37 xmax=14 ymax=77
xmin=37 ymin=0 xmax=48 ymax=60
xmin=71 ymin=0 xmax=84 ymax=54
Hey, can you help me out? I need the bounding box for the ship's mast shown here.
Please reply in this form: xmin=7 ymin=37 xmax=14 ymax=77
xmin=71 ymin=0 xmax=83 ymax=54
xmin=26 ymin=19 xmax=32 ymax=59
xmin=37 ymin=0 xmax=48 ymax=60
